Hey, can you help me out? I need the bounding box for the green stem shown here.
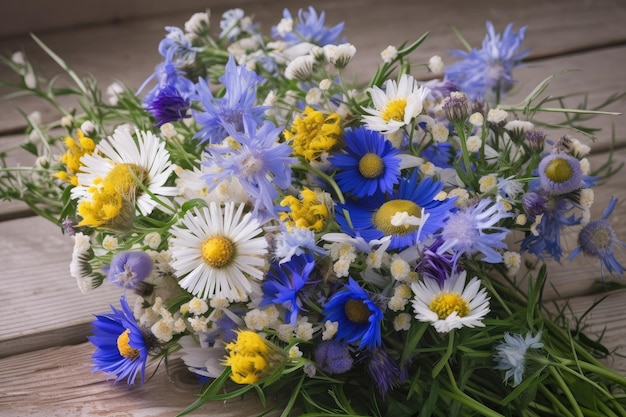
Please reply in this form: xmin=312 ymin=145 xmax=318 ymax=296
xmin=454 ymin=121 xmax=476 ymax=187
xmin=538 ymin=385 xmax=575 ymax=417
xmin=548 ymin=366 xmax=583 ymax=417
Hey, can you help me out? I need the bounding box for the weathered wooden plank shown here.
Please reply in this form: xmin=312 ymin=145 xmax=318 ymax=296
xmin=0 ymin=342 xmax=281 ymax=417
xmin=1 ymin=288 xmax=624 ymax=417
xmin=0 ymin=216 xmax=125 ymax=358
xmin=0 ymin=0 xmax=625 ymax=134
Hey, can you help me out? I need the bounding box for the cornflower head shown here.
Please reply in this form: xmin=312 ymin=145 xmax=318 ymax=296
xmin=224 ymin=330 xmax=282 ymax=384
xmin=54 ymin=130 xmax=96 ymax=186
xmin=494 ymin=331 xmax=543 ymax=387
xmin=273 ymin=225 xmax=328 ymax=264
xmin=416 ymin=238 xmax=462 ymax=285
xmin=445 ymin=22 xmax=528 ymax=102
xmin=261 ymin=253 xmax=317 ymax=326
xmin=329 ymin=126 xmax=402 ymax=198
xmin=158 ymin=26 xmax=202 ymax=67
xmin=436 ymin=198 xmax=513 ymax=264
xmin=145 ymin=84 xmax=191 ymax=127
xmin=193 ymin=55 xmax=266 ymax=145
xmin=284 ymin=106 xmax=343 ymax=162
xmin=313 ymin=339 xmax=353 ymax=375
xmin=202 ymin=116 xmax=297 ymax=220
xmin=322 ymin=277 xmax=384 ymax=350
xmin=104 ymin=251 xmax=154 ymax=292
xmin=279 ymin=187 xmax=330 ymax=232
xmin=363 ymin=347 xmax=408 ymax=398
xmin=219 ymin=9 xmax=259 ymax=41
xmin=271 ymin=6 xmax=345 ymax=47
xmin=569 ymin=197 xmax=626 ymax=280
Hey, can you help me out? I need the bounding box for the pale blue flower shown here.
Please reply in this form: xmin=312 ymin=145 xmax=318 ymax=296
xmin=569 ymin=197 xmax=626 ymax=279
xmin=445 ymin=22 xmax=528 ymax=101
xmin=437 ymin=198 xmax=513 ymax=263
xmin=494 ymin=331 xmax=543 ymax=387
xmin=202 ymin=116 xmax=296 ymax=219
xmin=272 ymin=6 xmax=345 ymax=46
xmin=193 ymin=55 xmax=266 ymax=144
xmin=158 ymin=26 xmax=202 ymax=65
xmin=274 ymin=225 xmax=328 ymax=264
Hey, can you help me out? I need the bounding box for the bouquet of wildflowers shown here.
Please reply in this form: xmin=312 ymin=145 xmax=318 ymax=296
xmin=2 ymin=6 xmax=626 ymax=417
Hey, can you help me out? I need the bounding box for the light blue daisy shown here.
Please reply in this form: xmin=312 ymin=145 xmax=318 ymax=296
xmin=494 ymin=331 xmax=543 ymax=387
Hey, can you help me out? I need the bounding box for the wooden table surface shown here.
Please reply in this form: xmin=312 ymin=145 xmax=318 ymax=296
xmin=1 ymin=0 xmax=625 ymax=415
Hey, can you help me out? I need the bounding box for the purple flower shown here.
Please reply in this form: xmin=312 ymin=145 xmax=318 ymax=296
xmin=145 ymin=84 xmax=190 ymax=126
xmin=363 ymin=347 xmax=407 ymax=397
xmin=313 ymin=340 xmax=353 ymax=374
xmin=272 ymin=7 xmax=345 ymax=47
xmin=104 ymin=251 xmax=153 ymax=290
xmin=538 ymin=153 xmax=584 ymax=195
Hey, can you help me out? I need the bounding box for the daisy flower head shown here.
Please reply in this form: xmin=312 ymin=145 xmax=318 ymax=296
xmin=569 ymin=197 xmax=626 ymax=279
xmin=72 ymin=128 xmax=177 ymax=226
xmin=362 ymin=74 xmax=430 ymax=135
xmin=261 ymin=252 xmax=316 ymax=326
xmin=444 ymin=21 xmax=528 ymax=101
xmin=329 ymin=126 xmax=401 ymax=198
xmin=169 ymin=202 xmax=269 ymax=302
xmin=436 ymin=198 xmax=514 ymax=264
xmin=336 ymin=170 xmax=456 ymax=250
xmin=89 ymin=295 xmax=154 ymax=385
xmin=494 ymin=331 xmax=543 ymax=387
xmin=411 ymin=270 xmax=490 ymax=333
xmin=322 ymin=277 xmax=383 ymax=350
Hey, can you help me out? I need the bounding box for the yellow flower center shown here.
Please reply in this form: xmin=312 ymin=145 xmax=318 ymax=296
xmin=344 ymin=299 xmax=371 ymax=324
xmin=544 ymin=158 xmax=573 ymax=183
xmin=381 ymin=98 xmax=407 ymax=122
xmin=373 ymin=199 xmax=421 ymax=235
xmin=201 ymin=236 xmax=234 ymax=268
xmin=117 ymin=329 xmax=140 ymax=360
xmin=105 ymin=163 xmax=148 ymax=197
xmin=77 ymin=181 xmax=126 ymax=228
xmin=429 ymin=292 xmax=470 ymax=320
xmin=358 ymin=153 xmax=384 ymax=178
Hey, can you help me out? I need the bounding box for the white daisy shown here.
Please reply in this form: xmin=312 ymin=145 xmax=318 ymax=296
xmin=411 ymin=271 xmax=490 ymax=333
xmin=361 ymin=74 xmax=430 ymax=134
xmin=169 ymin=202 xmax=268 ymax=302
xmin=72 ymin=127 xmax=177 ymax=216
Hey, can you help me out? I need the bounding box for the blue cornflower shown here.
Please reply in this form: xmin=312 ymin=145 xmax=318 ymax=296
xmin=103 ymin=250 xmax=153 ymax=291
xmin=202 ymin=116 xmax=296 ymax=219
xmin=538 ymin=152 xmax=584 ymax=196
xmin=416 ymin=238 xmax=462 ymax=285
xmin=158 ymin=26 xmax=202 ymax=66
xmin=138 ymin=60 xmax=195 ymax=110
xmin=494 ymin=331 xmax=543 ymax=387
xmin=569 ymin=197 xmax=626 ymax=279
xmin=145 ymin=84 xmax=191 ymax=126
xmin=436 ymin=198 xmax=514 ymax=264
xmin=329 ymin=127 xmax=401 ymax=198
xmin=322 ymin=277 xmax=383 ymax=350
xmin=420 ymin=141 xmax=455 ymax=169
xmin=272 ymin=7 xmax=345 ymax=46
xmin=89 ymin=295 xmax=152 ymax=385
xmin=336 ymin=170 xmax=456 ymax=250
xmin=273 ymin=225 xmax=328 ymax=264
xmin=261 ymin=253 xmax=316 ymax=326
xmin=445 ymin=22 xmax=528 ymax=101
xmin=363 ymin=347 xmax=407 ymax=397
xmin=313 ymin=340 xmax=354 ymax=374
xmin=193 ymin=55 xmax=266 ymax=144
xmin=219 ymin=8 xmax=260 ymax=40
xmin=521 ymin=195 xmax=581 ymax=262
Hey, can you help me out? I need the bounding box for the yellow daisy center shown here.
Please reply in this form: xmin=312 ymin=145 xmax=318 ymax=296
xmin=344 ymin=299 xmax=371 ymax=324
xmin=359 ymin=153 xmax=384 ymax=178
xmin=201 ymin=236 xmax=234 ymax=268
xmin=117 ymin=329 xmax=140 ymax=360
xmin=429 ymin=292 xmax=470 ymax=320
xmin=105 ymin=163 xmax=148 ymax=197
xmin=373 ymin=199 xmax=421 ymax=235
xmin=544 ymin=158 xmax=573 ymax=183
xmin=381 ymin=98 xmax=407 ymax=122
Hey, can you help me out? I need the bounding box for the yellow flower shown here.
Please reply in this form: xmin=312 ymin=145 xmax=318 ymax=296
xmin=280 ymin=187 xmax=329 ymax=232
xmin=54 ymin=130 xmax=96 ymax=186
xmin=224 ymin=331 xmax=272 ymax=384
xmin=284 ymin=106 xmax=342 ymax=161
xmin=76 ymin=180 xmax=133 ymax=229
